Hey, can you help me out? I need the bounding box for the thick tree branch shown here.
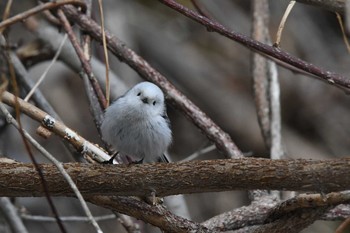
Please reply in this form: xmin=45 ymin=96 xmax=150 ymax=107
xmin=1 ymin=158 xmax=350 ymax=197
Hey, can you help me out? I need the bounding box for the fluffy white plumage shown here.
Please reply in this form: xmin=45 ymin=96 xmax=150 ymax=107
xmin=101 ymin=82 xmax=172 ymax=163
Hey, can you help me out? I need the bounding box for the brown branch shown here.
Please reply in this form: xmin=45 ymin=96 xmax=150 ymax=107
xmin=0 ymin=0 xmax=86 ymax=30
xmin=60 ymin=5 xmax=243 ymax=159
xmin=87 ymin=196 xmax=210 ymax=233
xmin=56 ymin=9 xmax=107 ymax=111
xmin=2 ymin=160 xmax=350 ymax=232
xmin=158 ymin=0 xmax=350 ymax=91
xmin=2 ymin=159 xmax=350 ymax=197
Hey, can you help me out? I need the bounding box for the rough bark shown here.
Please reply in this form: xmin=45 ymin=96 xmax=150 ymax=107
xmin=1 ymin=158 xmax=350 ymax=197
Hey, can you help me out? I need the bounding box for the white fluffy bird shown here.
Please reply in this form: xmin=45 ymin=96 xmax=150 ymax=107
xmin=101 ymin=82 xmax=172 ymax=163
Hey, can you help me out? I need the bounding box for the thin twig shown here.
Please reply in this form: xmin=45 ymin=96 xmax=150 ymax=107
xmin=268 ymin=60 xmax=284 ymax=160
xmin=56 ymin=9 xmax=107 ymax=110
xmin=336 ymin=12 xmax=350 ymax=53
xmin=24 ymin=34 xmax=68 ymax=102
xmin=97 ymin=0 xmax=110 ymax=107
xmin=0 ymin=0 xmax=86 ymax=30
xmin=82 ymin=0 xmax=92 ymax=60
xmin=21 ymin=213 xmax=116 ymax=222
xmin=0 ymin=0 xmax=13 ymax=34
xmin=180 ymin=144 xmax=216 ymax=162
xmin=190 ymin=0 xmax=211 ymax=18
xmin=275 ymin=1 xmax=296 ymax=47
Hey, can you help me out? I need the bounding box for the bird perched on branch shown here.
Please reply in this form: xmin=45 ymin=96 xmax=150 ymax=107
xmin=101 ymin=82 xmax=172 ymax=164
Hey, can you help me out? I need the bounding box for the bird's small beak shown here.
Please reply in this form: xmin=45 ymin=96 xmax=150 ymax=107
xmin=141 ymin=97 xmax=148 ymax=104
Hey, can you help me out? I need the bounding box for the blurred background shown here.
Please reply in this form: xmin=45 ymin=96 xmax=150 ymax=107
xmin=0 ymin=0 xmax=349 ymax=232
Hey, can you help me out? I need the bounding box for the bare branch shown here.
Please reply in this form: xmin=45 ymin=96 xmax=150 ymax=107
xmin=1 ymin=159 xmax=350 ymax=196
xmin=20 ymin=214 xmax=116 ymax=222
xmin=87 ymin=196 xmax=210 ymax=233
xmin=158 ymin=0 xmax=350 ymax=91
xmin=252 ymin=0 xmax=271 ymax=149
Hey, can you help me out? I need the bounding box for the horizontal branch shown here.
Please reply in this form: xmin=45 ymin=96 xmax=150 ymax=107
xmin=2 ymin=158 xmax=350 ymax=197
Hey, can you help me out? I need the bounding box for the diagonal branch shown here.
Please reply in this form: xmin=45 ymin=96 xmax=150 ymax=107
xmin=158 ymin=0 xmax=350 ymax=91
xmin=1 ymin=91 xmax=110 ymax=163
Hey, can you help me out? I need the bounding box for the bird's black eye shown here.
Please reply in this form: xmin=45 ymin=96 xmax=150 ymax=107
xmin=137 ymin=92 xmax=141 ymax=96
xmin=153 ymin=101 xmax=156 ymax=105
